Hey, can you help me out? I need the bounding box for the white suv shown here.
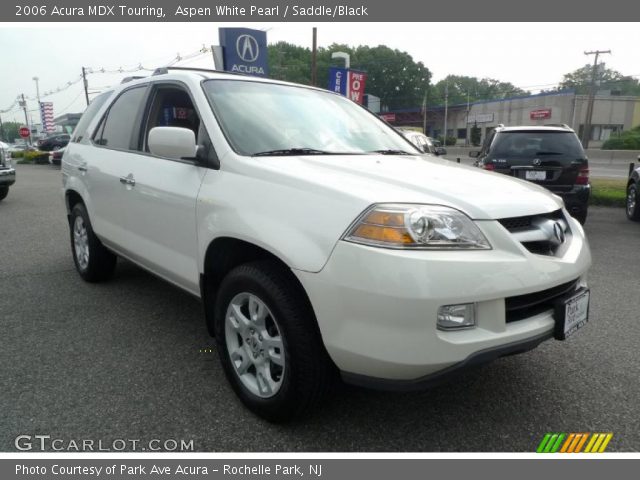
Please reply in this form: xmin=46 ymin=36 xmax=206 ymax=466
xmin=62 ymin=68 xmax=592 ymax=421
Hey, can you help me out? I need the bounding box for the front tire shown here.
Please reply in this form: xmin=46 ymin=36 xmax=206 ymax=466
xmin=0 ymin=186 xmax=8 ymax=201
xmin=627 ymin=183 xmax=640 ymax=221
xmin=69 ymin=203 xmax=117 ymax=282
xmin=213 ymin=260 xmax=334 ymax=422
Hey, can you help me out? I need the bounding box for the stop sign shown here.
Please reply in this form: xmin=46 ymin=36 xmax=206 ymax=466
xmin=19 ymin=126 xmax=30 ymax=138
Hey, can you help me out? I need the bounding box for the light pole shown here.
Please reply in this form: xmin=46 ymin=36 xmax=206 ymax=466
xmin=33 ymin=76 xmax=42 ymax=136
xmin=331 ymin=51 xmax=350 ymax=69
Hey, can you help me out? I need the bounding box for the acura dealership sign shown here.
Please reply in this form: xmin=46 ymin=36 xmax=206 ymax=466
xmin=219 ymin=28 xmax=268 ymax=77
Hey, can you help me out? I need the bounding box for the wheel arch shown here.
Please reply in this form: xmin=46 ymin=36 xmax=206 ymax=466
xmin=200 ymin=236 xmax=318 ymax=338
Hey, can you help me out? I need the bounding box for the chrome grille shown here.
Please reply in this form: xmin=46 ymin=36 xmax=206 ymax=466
xmin=499 ymin=210 xmax=570 ymax=256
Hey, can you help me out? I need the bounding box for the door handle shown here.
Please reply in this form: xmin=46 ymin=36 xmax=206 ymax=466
xmin=77 ymin=163 xmax=88 ymax=172
xmin=119 ymin=175 xmax=136 ymax=187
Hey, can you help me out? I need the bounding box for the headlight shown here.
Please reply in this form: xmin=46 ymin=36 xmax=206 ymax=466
xmin=343 ymin=204 xmax=491 ymax=250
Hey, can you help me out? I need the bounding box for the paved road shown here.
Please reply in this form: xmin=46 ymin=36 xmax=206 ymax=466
xmin=1 ymin=164 xmax=639 ymax=452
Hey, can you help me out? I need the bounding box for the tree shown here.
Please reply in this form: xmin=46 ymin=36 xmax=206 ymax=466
xmin=558 ymin=64 xmax=640 ymax=96
xmin=268 ymin=42 xmax=431 ymax=110
xmin=0 ymin=121 xmax=21 ymax=143
xmin=432 ymin=75 xmax=529 ymax=106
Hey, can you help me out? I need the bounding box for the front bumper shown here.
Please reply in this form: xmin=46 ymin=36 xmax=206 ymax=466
xmin=294 ymin=212 xmax=591 ymax=384
xmin=0 ymin=167 xmax=16 ymax=186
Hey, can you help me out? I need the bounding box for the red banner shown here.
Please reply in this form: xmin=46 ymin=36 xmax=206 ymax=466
xmin=347 ymin=70 xmax=367 ymax=104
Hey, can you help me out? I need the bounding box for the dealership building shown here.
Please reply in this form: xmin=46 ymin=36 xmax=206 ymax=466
xmin=384 ymin=90 xmax=640 ymax=147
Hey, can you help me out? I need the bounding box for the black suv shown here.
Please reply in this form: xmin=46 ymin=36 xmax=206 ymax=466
xmin=470 ymin=125 xmax=590 ymax=224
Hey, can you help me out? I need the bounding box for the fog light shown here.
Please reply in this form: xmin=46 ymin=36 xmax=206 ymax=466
xmin=437 ymin=303 xmax=476 ymax=330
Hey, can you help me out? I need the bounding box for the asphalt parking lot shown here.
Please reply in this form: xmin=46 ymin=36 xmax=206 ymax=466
xmin=1 ymin=164 xmax=639 ymax=452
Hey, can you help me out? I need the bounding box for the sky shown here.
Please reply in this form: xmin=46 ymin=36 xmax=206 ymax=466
xmin=1 ymin=22 xmax=639 ymax=125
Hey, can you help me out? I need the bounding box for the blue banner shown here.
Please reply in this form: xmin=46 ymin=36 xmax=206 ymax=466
xmin=219 ymin=28 xmax=269 ymax=77
xmin=328 ymin=67 xmax=348 ymax=95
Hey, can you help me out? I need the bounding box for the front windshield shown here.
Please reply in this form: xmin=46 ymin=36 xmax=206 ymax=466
xmin=202 ymin=79 xmax=420 ymax=156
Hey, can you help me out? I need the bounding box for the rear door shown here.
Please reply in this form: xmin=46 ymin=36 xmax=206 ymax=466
xmin=86 ymin=85 xmax=149 ymax=250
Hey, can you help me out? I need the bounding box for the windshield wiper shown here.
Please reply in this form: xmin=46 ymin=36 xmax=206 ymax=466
xmin=369 ymin=149 xmax=413 ymax=155
xmin=252 ymin=148 xmax=333 ymax=157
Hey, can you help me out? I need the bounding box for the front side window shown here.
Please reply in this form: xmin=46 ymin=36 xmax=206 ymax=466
xmin=143 ymin=86 xmax=201 ymax=152
xmin=202 ymin=80 xmax=419 ymax=156
xmin=94 ymin=87 xmax=146 ymax=150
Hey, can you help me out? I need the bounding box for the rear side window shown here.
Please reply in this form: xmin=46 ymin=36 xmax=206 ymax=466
xmin=491 ymin=132 xmax=584 ymax=159
xmin=71 ymin=91 xmax=113 ymax=143
xmin=94 ymin=87 xmax=147 ymax=150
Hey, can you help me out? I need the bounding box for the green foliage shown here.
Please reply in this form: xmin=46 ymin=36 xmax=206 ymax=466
xmin=432 ymin=75 xmax=529 ymax=106
xmin=268 ymin=42 xmax=431 ymax=110
xmin=16 ymin=150 xmax=48 ymax=164
xmin=558 ymin=64 xmax=640 ymax=96
xmin=602 ymin=125 xmax=640 ymax=150
xmin=590 ymin=178 xmax=627 ymax=207
xmin=0 ymin=121 xmax=22 ymax=143
xmin=470 ymin=123 xmax=481 ymax=146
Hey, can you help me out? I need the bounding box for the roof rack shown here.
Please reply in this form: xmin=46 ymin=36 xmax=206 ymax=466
xmin=152 ymin=66 xmax=249 ymax=78
xmin=544 ymin=123 xmax=571 ymax=129
xmin=121 ymin=76 xmax=146 ymax=84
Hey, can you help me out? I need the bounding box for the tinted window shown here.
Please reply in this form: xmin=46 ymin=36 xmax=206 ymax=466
xmin=491 ymin=131 xmax=584 ymax=159
xmin=96 ymin=87 xmax=146 ymax=150
xmin=71 ymin=91 xmax=113 ymax=143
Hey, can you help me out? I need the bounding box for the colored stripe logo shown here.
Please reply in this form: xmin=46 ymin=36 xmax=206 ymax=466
xmin=537 ymin=433 xmax=613 ymax=453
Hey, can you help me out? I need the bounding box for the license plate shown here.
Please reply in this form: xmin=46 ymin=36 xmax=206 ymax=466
xmin=554 ymin=288 xmax=590 ymax=340
xmin=525 ymin=170 xmax=547 ymax=181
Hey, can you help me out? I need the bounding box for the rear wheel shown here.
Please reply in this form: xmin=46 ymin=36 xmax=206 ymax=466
xmin=69 ymin=203 xmax=117 ymax=282
xmin=0 ymin=186 xmax=8 ymax=201
xmin=627 ymin=182 xmax=640 ymax=221
xmin=213 ymin=260 xmax=335 ymax=422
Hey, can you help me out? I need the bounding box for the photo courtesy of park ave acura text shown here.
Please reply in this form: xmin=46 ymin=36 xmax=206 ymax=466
xmin=1 ymin=5 xmax=639 ymax=457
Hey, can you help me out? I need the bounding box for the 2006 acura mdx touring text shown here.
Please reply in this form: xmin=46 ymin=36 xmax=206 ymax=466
xmin=62 ymin=68 xmax=592 ymax=421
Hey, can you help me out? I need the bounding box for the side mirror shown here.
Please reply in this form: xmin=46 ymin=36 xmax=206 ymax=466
xmin=469 ymin=150 xmax=480 ymax=158
xmin=148 ymin=126 xmax=197 ymax=160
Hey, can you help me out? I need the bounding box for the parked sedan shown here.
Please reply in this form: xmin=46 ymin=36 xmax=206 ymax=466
xmin=38 ymin=133 xmax=70 ymax=152
xmin=627 ymin=156 xmax=640 ymax=221
xmin=0 ymin=141 xmax=16 ymax=201
xmin=49 ymin=146 xmax=65 ymax=166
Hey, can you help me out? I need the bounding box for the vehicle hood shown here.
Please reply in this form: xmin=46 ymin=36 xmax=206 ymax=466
xmin=255 ymin=153 xmax=563 ymax=220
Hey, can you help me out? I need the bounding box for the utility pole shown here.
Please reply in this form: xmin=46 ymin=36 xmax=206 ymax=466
xmin=20 ymin=94 xmax=31 ymax=146
xmin=311 ymin=27 xmax=318 ymax=86
xmin=81 ymin=67 xmax=90 ymax=106
xmin=442 ymin=82 xmax=449 ymax=143
xmin=581 ymin=49 xmax=611 ymax=148
xmin=422 ymin=89 xmax=428 ymax=135
xmin=465 ymin=90 xmax=471 ymax=146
